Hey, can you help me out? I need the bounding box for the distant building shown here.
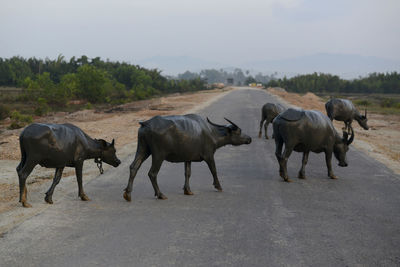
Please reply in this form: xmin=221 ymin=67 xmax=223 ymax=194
xmin=227 ymin=78 xmax=234 ymax=85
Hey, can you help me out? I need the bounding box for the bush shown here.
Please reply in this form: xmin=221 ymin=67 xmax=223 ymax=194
xmin=85 ymin=102 xmax=92 ymax=109
xmin=8 ymin=110 xmax=33 ymax=129
xmin=380 ymin=98 xmax=397 ymax=108
xmin=0 ymin=104 xmax=10 ymax=120
xmin=354 ymin=99 xmax=372 ymax=106
xmin=34 ymin=97 xmax=51 ymax=116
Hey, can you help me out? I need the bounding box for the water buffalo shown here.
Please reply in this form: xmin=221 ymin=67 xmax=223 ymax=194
xmin=258 ymin=103 xmax=285 ymax=139
xmin=273 ymin=108 xmax=354 ymax=182
xmin=123 ymin=114 xmax=252 ymax=201
xmin=17 ymin=123 xmax=121 ymax=207
xmin=325 ymin=98 xmax=369 ymax=131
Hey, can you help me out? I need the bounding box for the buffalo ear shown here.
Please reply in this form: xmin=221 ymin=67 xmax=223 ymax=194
xmin=111 ymin=139 xmax=115 ymax=147
xmin=97 ymin=139 xmax=107 ymax=148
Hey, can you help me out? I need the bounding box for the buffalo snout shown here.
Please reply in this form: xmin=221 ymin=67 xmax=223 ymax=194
xmin=240 ymin=134 xmax=252 ymax=145
xmin=104 ymin=156 xmax=121 ymax=167
xmin=113 ymin=158 xmax=121 ymax=167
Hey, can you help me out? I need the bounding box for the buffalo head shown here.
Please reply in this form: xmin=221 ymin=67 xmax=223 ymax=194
xmin=207 ymin=118 xmax=252 ymax=146
xmin=96 ymin=139 xmax=121 ymax=167
xmin=358 ymin=109 xmax=369 ymax=130
xmin=333 ymin=126 xmax=354 ymax=167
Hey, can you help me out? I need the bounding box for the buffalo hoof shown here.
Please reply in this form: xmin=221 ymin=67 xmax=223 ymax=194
xmin=44 ymin=194 xmax=53 ymax=204
xmin=298 ymin=172 xmax=306 ymax=179
xmin=279 ymin=172 xmax=290 ymax=182
xmin=214 ymin=184 xmax=223 ymax=192
xmin=184 ymin=189 xmax=194 ymax=195
xmin=22 ymin=202 xmax=32 ymax=208
xmin=330 ymin=175 xmax=338 ymax=179
xmin=265 ymin=136 xmax=269 ymax=140
xmin=258 ymin=132 xmax=262 ymax=138
xmin=158 ymin=194 xmax=168 ymax=200
xmin=123 ymin=191 xmax=131 ymax=202
xmin=80 ymin=195 xmax=91 ymax=201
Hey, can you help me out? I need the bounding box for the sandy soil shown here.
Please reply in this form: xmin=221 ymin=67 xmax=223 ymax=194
xmin=0 ymin=88 xmax=232 ymax=217
xmin=267 ymin=87 xmax=400 ymax=175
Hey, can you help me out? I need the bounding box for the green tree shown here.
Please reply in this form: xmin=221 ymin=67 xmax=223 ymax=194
xmin=76 ymin=65 xmax=110 ymax=103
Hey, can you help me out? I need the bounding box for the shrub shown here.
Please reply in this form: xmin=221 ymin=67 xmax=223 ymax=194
xmin=34 ymin=97 xmax=51 ymax=116
xmin=8 ymin=110 xmax=33 ymax=129
xmin=85 ymin=102 xmax=92 ymax=109
xmin=354 ymin=99 xmax=372 ymax=106
xmin=380 ymin=98 xmax=397 ymax=108
xmin=0 ymin=104 xmax=10 ymax=120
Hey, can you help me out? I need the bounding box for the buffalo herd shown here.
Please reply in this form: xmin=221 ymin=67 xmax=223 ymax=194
xmin=16 ymin=96 xmax=368 ymax=207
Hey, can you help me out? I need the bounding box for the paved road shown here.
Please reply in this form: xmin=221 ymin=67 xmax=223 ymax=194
xmin=1 ymin=88 xmax=400 ymax=266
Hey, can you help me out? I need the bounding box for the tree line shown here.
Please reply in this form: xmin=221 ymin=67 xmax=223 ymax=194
xmin=178 ymin=68 xmax=274 ymax=85
xmin=0 ymin=55 xmax=207 ymax=106
xmin=266 ymin=72 xmax=400 ymax=94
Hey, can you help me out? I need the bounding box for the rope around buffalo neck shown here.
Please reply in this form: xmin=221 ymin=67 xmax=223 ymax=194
xmin=94 ymin=158 xmax=104 ymax=174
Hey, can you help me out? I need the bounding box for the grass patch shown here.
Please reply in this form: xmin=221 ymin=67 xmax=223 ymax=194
xmin=316 ymin=93 xmax=400 ymax=115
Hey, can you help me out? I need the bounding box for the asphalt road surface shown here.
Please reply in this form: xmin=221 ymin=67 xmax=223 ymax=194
xmin=1 ymin=88 xmax=399 ymax=267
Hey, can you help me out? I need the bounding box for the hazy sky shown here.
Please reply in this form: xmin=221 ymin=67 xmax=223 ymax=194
xmin=1 ymin=0 xmax=399 ymax=65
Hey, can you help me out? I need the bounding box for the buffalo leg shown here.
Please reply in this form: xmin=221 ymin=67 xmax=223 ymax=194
xmin=347 ymin=121 xmax=353 ymax=133
xmin=205 ymin=157 xmax=222 ymax=191
xmin=280 ymin=145 xmax=293 ymax=182
xmin=275 ymin=138 xmax=284 ymax=178
xmin=298 ymin=152 xmax=309 ymax=179
xmin=148 ymin=157 xmax=166 ymax=199
xmin=264 ymin=121 xmax=269 ymax=139
xmin=75 ymin=163 xmax=90 ymax=201
xmin=124 ymin=151 xmax=150 ymax=202
xmin=45 ymin=167 xmax=64 ymax=204
xmin=344 ymin=122 xmax=348 ymax=132
xmin=183 ymin=161 xmax=193 ymax=195
xmin=17 ymin=159 xmax=36 ymax=208
xmin=258 ymin=115 xmax=265 ymax=138
xmin=325 ymin=151 xmax=338 ymax=179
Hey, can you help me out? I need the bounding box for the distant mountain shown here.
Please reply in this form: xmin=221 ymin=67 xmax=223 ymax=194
xmin=244 ymin=53 xmax=400 ymax=79
xmin=137 ymin=56 xmax=224 ymax=75
xmin=138 ymin=54 xmax=400 ymax=79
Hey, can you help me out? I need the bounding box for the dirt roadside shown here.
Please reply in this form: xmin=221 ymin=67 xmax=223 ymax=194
xmin=267 ymin=87 xmax=400 ymax=175
xmin=0 ymin=88 xmax=232 ymax=233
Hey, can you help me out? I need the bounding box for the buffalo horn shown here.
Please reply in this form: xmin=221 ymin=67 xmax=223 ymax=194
xmin=207 ymin=117 xmax=224 ymax=128
xmin=224 ymin=118 xmax=239 ymax=129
